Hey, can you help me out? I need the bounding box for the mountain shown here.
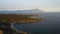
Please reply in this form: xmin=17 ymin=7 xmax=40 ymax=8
xmin=0 ymin=8 xmax=44 ymax=14
xmin=31 ymin=8 xmax=43 ymax=12
xmin=16 ymin=8 xmax=44 ymax=13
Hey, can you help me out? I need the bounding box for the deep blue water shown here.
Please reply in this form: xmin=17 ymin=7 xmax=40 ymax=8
xmin=13 ymin=12 xmax=60 ymax=34
xmin=0 ymin=11 xmax=60 ymax=34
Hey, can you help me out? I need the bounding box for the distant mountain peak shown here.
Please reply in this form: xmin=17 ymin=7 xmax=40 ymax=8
xmin=32 ymin=8 xmax=40 ymax=11
xmin=31 ymin=8 xmax=43 ymax=12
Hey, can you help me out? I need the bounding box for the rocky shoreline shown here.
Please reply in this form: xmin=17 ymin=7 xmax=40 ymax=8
xmin=0 ymin=14 xmax=44 ymax=34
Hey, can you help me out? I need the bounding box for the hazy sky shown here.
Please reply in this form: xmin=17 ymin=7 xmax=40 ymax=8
xmin=0 ymin=0 xmax=60 ymax=12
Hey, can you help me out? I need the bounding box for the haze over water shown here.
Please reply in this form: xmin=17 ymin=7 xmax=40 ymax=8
xmin=0 ymin=0 xmax=60 ymax=12
xmin=0 ymin=10 xmax=60 ymax=34
xmin=0 ymin=0 xmax=60 ymax=34
xmin=10 ymin=11 xmax=60 ymax=34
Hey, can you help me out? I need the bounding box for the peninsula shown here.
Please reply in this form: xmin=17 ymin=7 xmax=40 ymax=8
xmin=0 ymin=14 xmax=43 ymax=23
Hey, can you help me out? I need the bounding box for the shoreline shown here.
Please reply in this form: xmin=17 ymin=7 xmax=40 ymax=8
xmin=0 ymin=14 xmax=44 ymax=23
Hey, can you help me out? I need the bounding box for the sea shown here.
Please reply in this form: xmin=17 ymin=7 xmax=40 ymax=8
xmin=0 ymin=11 xmax=60 ymax=34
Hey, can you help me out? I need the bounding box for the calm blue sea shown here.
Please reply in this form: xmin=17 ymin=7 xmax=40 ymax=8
xmin=0 ymin=11 xmax=60 ymax=34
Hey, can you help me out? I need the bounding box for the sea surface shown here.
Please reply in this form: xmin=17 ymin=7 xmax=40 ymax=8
xmin=14 ymin=12 xmax=60 ymax=34
xmin=0 ymin=11 xmax=60 ymax=34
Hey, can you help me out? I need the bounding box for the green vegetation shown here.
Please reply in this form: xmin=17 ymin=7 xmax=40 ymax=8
xmin=0 ymin=14 xmax=43 ymax=23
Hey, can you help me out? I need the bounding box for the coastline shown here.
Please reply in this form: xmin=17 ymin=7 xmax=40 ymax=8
xmin=0 ymin=14 xmax=43 ymax=23
xmin=0 ymin=14 xmax=44 ymax=34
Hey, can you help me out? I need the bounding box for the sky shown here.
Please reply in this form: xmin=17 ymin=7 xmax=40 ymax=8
xmin=0 ymin=0 xmax=60 ymax=12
